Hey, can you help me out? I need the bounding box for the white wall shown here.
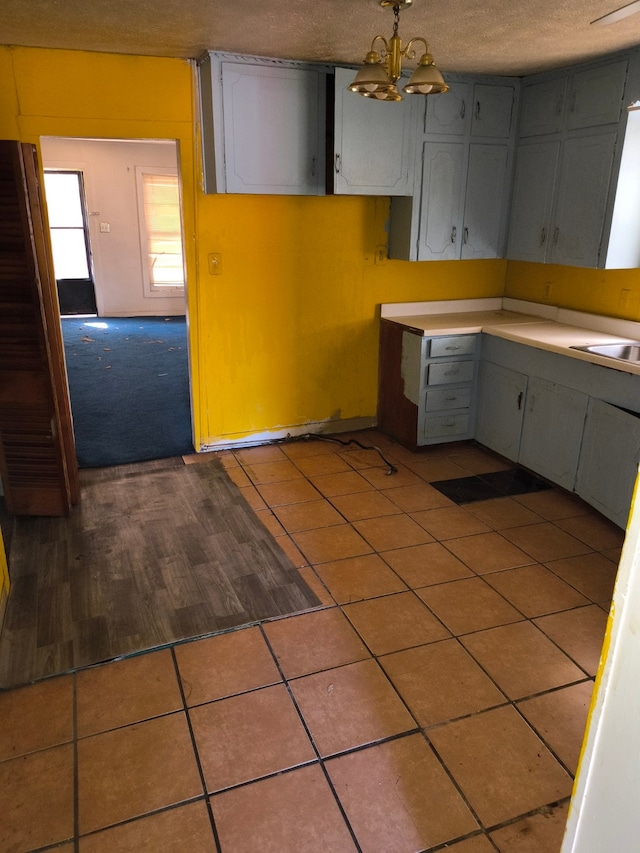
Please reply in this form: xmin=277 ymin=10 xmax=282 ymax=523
xmin=40 ymin=137 xmax=186 ymax=317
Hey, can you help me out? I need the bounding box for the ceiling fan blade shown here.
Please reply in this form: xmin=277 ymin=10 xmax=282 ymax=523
xmin=591 ymin=0 xmax=640 ymax=25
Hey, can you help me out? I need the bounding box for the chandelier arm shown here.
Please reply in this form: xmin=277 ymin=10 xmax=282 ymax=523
xmin=402 ymin=36 xmax=429 ymax=60
xmin=370 ymin=34 xmax=391 ymax=58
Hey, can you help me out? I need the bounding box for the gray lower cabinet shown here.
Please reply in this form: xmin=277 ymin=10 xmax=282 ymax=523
xmin=575 ymin=398 xmax=640 ymax=528
xmin=518 ymin=377 xmax=589 ymax=491
xmin=476 ymin=361 xmax=526 ymax=461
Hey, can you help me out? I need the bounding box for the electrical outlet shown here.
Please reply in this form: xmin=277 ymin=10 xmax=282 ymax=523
xmin=208 ymin=253 xmax=223 ymax=275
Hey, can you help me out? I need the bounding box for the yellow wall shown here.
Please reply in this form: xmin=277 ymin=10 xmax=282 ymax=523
xmin=505 ymin=261 xmax=640 ymax=320
xmin=0 ymin=44 xmax=507 ymax=448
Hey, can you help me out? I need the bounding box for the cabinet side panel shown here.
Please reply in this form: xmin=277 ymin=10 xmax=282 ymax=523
xmin=377 ymin=320 xmax=419 ymax=449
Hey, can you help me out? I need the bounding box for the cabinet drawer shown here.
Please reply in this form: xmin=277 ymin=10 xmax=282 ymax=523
xmin=426 ymin=360 xmax=475 ymax=386
xmin=429 ymin=335 xmax=477 ymax=358
xmin=424 ymin=412 xmax=470 ymax=438
xmin=425 ymin=387 xmax=472 ymax=411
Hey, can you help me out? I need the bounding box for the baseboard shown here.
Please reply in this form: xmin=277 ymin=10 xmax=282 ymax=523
xmin=199 ymin=416 xmax=377 ymax=452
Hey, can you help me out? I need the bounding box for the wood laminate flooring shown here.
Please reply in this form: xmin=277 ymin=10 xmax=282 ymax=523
xmin=0 ymin=456 xmax=319 ymax=687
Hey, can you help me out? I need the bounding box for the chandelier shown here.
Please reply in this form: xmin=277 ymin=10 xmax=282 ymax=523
xmin=349 ymin=0 xmax=448 ymax=102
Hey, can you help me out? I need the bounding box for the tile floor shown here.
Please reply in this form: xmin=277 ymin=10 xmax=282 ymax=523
xmin=0 ymin=431 xmax=624 ymax=852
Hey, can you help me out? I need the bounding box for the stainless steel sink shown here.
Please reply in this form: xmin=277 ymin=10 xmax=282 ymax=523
xmin=570 ymin=342 xmax=640 ymax=362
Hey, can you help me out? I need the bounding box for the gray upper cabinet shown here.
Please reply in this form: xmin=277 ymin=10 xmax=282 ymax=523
xmin=331 ymin=67 xmax=417 ymax=196
xmin=424 ymin=80 xmax=471 ymax=136
xmin=507 ymin=55 xmax=629 ymax=268
xmin=519 ymin=78 xmax=567 ymax=137
xmin=390 ymin=75 xmax=518 ymax=261
xmin=199 ymin=52 xmax=327 ymax=195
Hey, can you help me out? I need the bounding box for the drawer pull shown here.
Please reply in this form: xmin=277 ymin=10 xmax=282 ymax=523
xmin=444 ymin=368 xmax=460 ymax=376
xmin=445 ymin=345 xmax=461 ymax=351
xmin=444 ymin=396 xmax=457 ymax=402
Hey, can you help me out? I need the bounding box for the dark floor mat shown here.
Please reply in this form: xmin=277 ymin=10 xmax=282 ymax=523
xmin=431 ymin=468 xmax=552 ymax=504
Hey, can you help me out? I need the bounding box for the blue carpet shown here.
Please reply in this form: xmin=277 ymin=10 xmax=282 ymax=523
xmin=62 ymin=316 xmax=192 ymax=468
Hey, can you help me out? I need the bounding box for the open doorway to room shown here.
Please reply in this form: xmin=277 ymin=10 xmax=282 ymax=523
xmin=39 ymin=137 xmax=193 ymax=468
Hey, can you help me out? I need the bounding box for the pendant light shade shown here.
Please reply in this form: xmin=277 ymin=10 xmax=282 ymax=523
xmin=403 ymin=53 xmax=449 ymax=94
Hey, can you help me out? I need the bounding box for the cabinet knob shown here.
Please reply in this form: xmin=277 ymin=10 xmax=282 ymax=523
xmin=475 ymin=100 xmax=481 ymax=120
xmin=460 ymin=100 xmax=466 ymax=120
xmin=463 ymin=226 xmax=469 ymax=245
xmin=540 ymin=227 xmax=547 ymax=246
xmin=450 ymin=225 xmax=457 ymax=243
xmin=553 ymin=226 xmax=560 ymax=245
xmin=335 ymin=153 xmax=341 ymax=174
xmin=311 ymin=156 xmax=316 ymax=178
xmin=517 ymin=391 xmax=523 ymax=410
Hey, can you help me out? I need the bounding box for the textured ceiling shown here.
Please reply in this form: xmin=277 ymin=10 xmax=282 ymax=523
xmin=2 ymin=0 xmax=640 ymax=76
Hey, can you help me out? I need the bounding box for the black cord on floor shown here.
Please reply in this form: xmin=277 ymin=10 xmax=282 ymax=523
xmin=275 ymin=433 xmax=398 ymax=476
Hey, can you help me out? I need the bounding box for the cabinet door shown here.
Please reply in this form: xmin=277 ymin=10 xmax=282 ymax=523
xmin=575 ymin=398 xmax=640 ymax=529
xmin=471 ymin=84 xmax=515 ymax=138
xmin=519 ymin=377 xmax=588 ymax=491
xmin=424 ymin=80 xmax=471 ymax=135
xmin=461 ymin=143 xmax=509 ymax=259
xmin=476 ymin=361 xmax=527 ymax=461
xmin=221 ymin=62 xmax=324 ymax=195
xmin=332 ymin=67 xmax=416 ymax=195
xmin=519 ymin=78 xmax=566 ymax=137
xmin=550 ymin=131 xmax=617 ymax=267
xmin=417 ymin=142 xmax=466 ymax=260
xmin=506 ymin=140 xmax=560 ymax=262
xmin=567 ymin=60 xmax=628 ymax=131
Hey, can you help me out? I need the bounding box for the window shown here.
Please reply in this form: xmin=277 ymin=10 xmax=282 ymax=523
xmin=43 ymin=170 xmax=91 ymax=280
xmin=136 ymin=167 xmax=185 ymax=295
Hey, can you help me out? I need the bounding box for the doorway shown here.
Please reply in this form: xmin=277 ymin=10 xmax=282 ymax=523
xmin=39 ymin=137 xmax=193 ymax=467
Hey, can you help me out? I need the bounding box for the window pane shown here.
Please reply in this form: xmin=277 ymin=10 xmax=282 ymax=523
xmin=142 ymin=173 xmax=185 ymax=287
xmin=49 ymin=229 xmax=89 ymax=279
xmin=44 ymin=172 xmax=85 ymax=227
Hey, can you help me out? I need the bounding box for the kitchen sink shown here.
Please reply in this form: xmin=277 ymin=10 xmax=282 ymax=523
xmin=570 ymin=342 xmax=640 ymax=362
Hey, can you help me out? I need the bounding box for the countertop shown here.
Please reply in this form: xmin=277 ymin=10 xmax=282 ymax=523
xmin=382 ymin=302 xmax=640 ymax=377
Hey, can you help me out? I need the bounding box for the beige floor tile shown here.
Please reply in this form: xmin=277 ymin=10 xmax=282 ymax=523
xmin=461 ymin=621 xmax=585 ymax=699
xmin=429 ymin=706 xmax=572 ymax=827
xmin=280 ymin=439 xmax=340 ymax=460
xmin=384 ymin=481 xmax=455 ymax=512
xmin=410 ymin=506 xmax=492 ymax=540
xmin=517 ymin=680 xmax=594 ymax=774
xmin=254 ymin=509 xmax=286 ymax=536
xmin=291 ymin=524 xmax=373 ymax=564
xmin=352 ymin=514 xmax=435 ymax=551
xmin=290 ymin=658 xmax=416 ymax=756
xmin=360 ymin=464 xmax=424 ymax=489
xmin=190 ymin=683 xmax=315 ymax=791
xmin=277 ymin=535 xmax=309 ymax=567
xmin=484 ymin=564 xmax=590 ymax=617
xmin=417 ymin=577 xmax=524 ymax=635
xmin=263 ymin=608 xmax=370 ymax=679
xmin=243 ymin=459 xmax=304 ymax=485
xmin=76 ymin=649 xmax=183 ymax=737
xmin=381 ymin=639 xmax=506 ymax=727
xmin=211 ymin=764 xmax=357 ymax=853
xmin=337 ymin=447 xmax=392 ymax=470
xmin=309 ymin=470 xmax=376 ymax=497
xmin=343 ymin=591 xmax=450 ymax=654
xmin=234 ymin=445 xmax=287 ymax=464
xmin=500 ymin=522 xmax=592 ymax=562
xmin=381 ymin=541 xmax=474 ymax=588
xmin=405 ymin=458 xmax=469 ymax=482
xmin=555 ymin=513 xmax=626 ymax=551
xmin=544 ymin=552 xmax=619 ymax=605
xmin=490 ymin=801 xmax=570 ymax=852
xmin=447 ymin=446 xmax=513 ymax=475
xmin=328 ymin=490 xmax=402 ymax=521
xmin=315 ymin=553 xmax=407 ymax=604
xmin=442 ymin=836 xmax=497 ymax=853
xmin=444 ymin=531 xmax=535 ymax=574
xmin=174 ymin=626 xmax=281 ymax=706
xmin=78 ymin=800 xmax=216 ymax=852
xmin=0 ymin=674 xmax=73 ymax=761
xmin=293 ymin=453 xmax=354 ymax=477
xmin=297 ymin=567 xmax=335 ymax=606
xmin=272 ymin=499 xmax=345 ymax=533
xmin=602 ymin=546 xmax=622 ymax=563
xmin=465 ymin=496 xmax=543 ymax=530
xmin=514 ymin=489 xmax=590 ymax=520
xmin=237 ymin=485 xmax=267 ymax=511
xmin=534 ymin=605 xmax=609 ymax=676
xmin=256 ymin=479 xmax=322 ymax=507
xmin=0 ymin=743 xmax=74 ymax=852
xmin=225 ymin=466 xmax=252 ymax=488
xmin=77 ymin=712 xmax=202 ymax=834
xmin=327 ymin=734 xmax=478 ymax=851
